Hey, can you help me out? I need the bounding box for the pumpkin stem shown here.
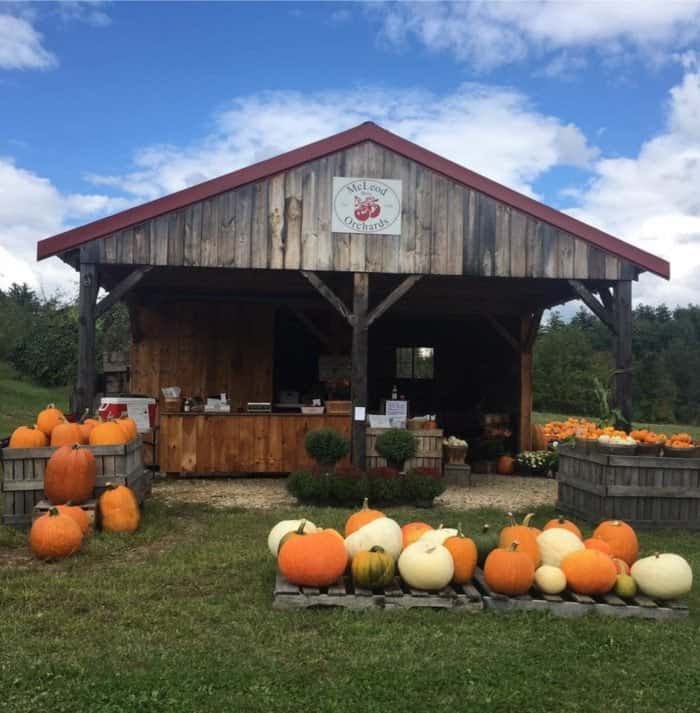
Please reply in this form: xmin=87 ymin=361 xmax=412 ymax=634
xmin=361 ymin=497 xmax=369 ymax=511
xmin=369 ymin=545 xmax=386 ymax=553
xmin=426 ymin=545 xmax=436 ymax=554
xmin=507 ymin=512 xmax=516 ymax=526
xmin=557 ymin=515 xmax=566 ymax=524
xmin=48 ymin=506 xmax=59 ymax=517
xmin=508 ymin=540 xmax=520 ymax=552
xmin=296 ymin=519 xmax=307 ymax=534
xmin=522 ymin=513 xmax=535 ymax=528
xmin=456 ymin=521 xmax=464 ymax=538
xmin=482 ymin=524 xmax=490 ymax=534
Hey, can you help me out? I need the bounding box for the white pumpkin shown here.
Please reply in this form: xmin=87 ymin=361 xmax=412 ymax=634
xmin=398 ymin=541 xmax=454 ymax=590
xmin=345 ymin=517 xmax=403 ymax=560
xmin=267 ymin=519 xmax=317 ymax=556
xmin=631 ymin=553 xmax=693 ymax=599
xmin=418 ymin=525 xmax=459 ymax=546
xmin=534 ymin=565 xmax=567 ymax=595
xmin=536 ymin=528 xmax=584 ymax=567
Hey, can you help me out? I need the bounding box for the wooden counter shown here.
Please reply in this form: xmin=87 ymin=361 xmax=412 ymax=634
xmin=158 ymin=413 xmax=351 ymax=475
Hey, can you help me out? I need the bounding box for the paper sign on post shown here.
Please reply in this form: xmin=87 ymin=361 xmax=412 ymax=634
xmin=354 ymin=406 xmax=366 ymax=421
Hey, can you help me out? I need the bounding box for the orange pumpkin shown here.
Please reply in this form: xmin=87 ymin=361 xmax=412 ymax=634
xmin=496 ymin=455 xmax=516 ymax=475
xmin=79 ymin=419 xmax=99 ymax=442
xmin=50 ymin=419 xmax=85 ymax=447
xmin=97 ymin=484 xmax=140 ymax=533
xmin=444 ymin=525 xmax=477 ymax=584
xmin=584 ymin=537 xmax=612 ymax=556
xmin=345 ymin=498 xmax=384 ymax=537
xmin=484 ymin=542 xmax=535 ymax=596
xmin=9 ymin=425 xmax=48 ymax=448
xmin=592 ymin=520 xmax=639 ymax=566
xmin=278 ymin=529 xmax=348 ymax=587
xmin=44 ymin=444 xmax=97 ymax=505
xmin=29 ymin=506 xmax=83 ymax=560
xmin=499 ymin=513 xmax=541 ymax=568
xmin=89 ymin=420 xmax=129 ymax=446
xmin=401 ymin=521 xmax=433 ymax=549
xmin=56 ymin=503 xmax=90 ymax=536
xmin=543 ymin=515 xmax=583 ymax=540
xmin=37 ymin=404 xmax=65 ymax=437
xmin=532 ymin=423 xmax=548 ymax=451
xmin=561 ymin=549 xmax=617 ymax=595
xmin=117 ymin=417 xmax=138 ymax=442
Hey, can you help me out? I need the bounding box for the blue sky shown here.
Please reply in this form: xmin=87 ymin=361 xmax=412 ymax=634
xmin=2 ymin=1 xmax=700 ymax=305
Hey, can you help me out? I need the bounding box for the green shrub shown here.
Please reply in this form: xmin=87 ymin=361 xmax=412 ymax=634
xmin=329 ymin=467 xmax=369 ymax=505
xmin=287 ymin=470 xmax=330 ymax=504
xmin=366 ymin=467 xmax=403 ymax=505
xmin=304 ymin=428 xmax=350 ymax=469
xmin=374 ymin=429 xmax=417 ymax=471
xmin=404 ymin=467 xmax=446 ymax=505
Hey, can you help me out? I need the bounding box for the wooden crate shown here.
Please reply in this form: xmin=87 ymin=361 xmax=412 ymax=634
xmin=558 ymin=447 xmax=700 ymax=529
xmin=472 ymin=570 xmax=688 ymax=620
xmin=273 ymin=573 xmax=483 ymax=611
xmin=33 ymin=499 xmax=97 ymax=525
xmin=1 ymin=438 xmax=148 ymax=528
xmin=366 ymin=428 xmax=443 ymax=472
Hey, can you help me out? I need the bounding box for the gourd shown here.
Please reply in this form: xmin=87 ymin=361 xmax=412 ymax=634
xmin=496 ymin=455 xmax=515 ymax=475
xmin=43 ymin=444 xmax=97 ymax=505
xmin=592 ymin=520 xmax=639 ymax=565
xmin=345 ymin=498 xmax=384 ymax=537
xmin=352 ymin=546 xmax=395 ymax=589
xmin=484 ymin=542 xmax=535 ymax=596
xmin=499 ymin=513 xmax=541 ymax=568
xmin=80 ymin=417 xmax=100 ymax=442
xmin=29 ymin=507 xmax=83 ymax=560
xmin=630 ymin=553 xmax=693 ymax=600
xmin=9 ymin=425 xmax=48 ymax=448
xmin=401 ymin=521 xmax=433 ymax=549
xmin=560 ymin=549 xmax=617 ymax=595
xmin=543 ymin=515 xmax=583 ymax=540
xmin=267 ymin=518 xmax=318 ymax=556
xmin=50 ymin=419 xmax=85 ymax=447
xmin=532 ymin=423 xmax=547 ymax=451
xmin=398 ymin=541 xmax=454 ymax=590
xmin=615 ymin=574 xmax=637 ymax=599
xmin=536 ymin=528 xmax=584 ymax=567
xmin=611 ymin=557 xmax=630 ymax=575
xmin=534 ymin=565 xmax=567 ymax=595
xmin=584 ymin=537 xmax=612 ymax=555
xmin=37 ymin=404 xmax=65 ymax=437
xmin=473 ymin=524 xmax=499 ymax=568
xmin=443 ymin=524 xmax=477 ymax=584
xmin=278 ymin=529 xmax=348 ymax=587
xmin=89 ymin=420 xmax=129 ymax=446
xmin=117 ymin=417 xmax=138 ymax=441
xmin=56 ymin=503 xmax=90 ymax=536
xmin=345 ymin=517 xmax=402 ymax=560
xmin=97 ymin=484 xmax=140 ymax=533
xmin=418 ymin=524 xmax=459 ymax=546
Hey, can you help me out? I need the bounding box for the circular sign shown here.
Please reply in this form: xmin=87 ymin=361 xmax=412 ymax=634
xmin=332 ymin=178 xmax=402 ymax=235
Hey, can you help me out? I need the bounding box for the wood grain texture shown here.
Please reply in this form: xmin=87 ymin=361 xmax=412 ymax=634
xmin=91 ymin=141 xmax=629 ymax=280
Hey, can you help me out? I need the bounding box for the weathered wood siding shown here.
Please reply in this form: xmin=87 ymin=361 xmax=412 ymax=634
xmin=96 ymin=142 xmax=627 ymax=279
xmin=158 ymin=413 xmax=351 ymax=474
xmin=130 ymin=301 xmax=274 ymax=409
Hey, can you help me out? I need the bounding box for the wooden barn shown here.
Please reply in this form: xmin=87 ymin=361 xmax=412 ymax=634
xmin=37 ymin=122 xmax=669 ymax=475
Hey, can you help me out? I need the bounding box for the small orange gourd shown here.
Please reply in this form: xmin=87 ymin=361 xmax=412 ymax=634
xmin=89 ymin=420 xmax=129 ymax=446
xmin=443 ymin=523 xmax=477 ymax=585
xmin=97 ymin=484 xmax=140 ymax=533
xmin=592 ymin=520 xmax=639 ymax=565
xmin=116 ymin=417 xmax=138 ymax=442
xmin=344 ymin=498 xmax=384 ymax=537
xmin=499 ymin=513 xmax=541 ymax=568
xmin=29 ymin=507 xmax=83 ymax=560
xmin=484 ymin=542 xmax=535 ymax=596
xmin=278 ymin=529 xmax=348 ymax=587
xmin=543 ymin=515 xmax=583 ymax=540
xmin=9 ymin=425 xmax=48 ymax=448
xmin=50 ymin=419 xmax=85 ymax=447
xmin=561 ymin=549 xmax=617 ymax=595
xmin=37 ymin=404 xmax=65 ymax=437
xmin=584 ymin=537 xmax=612 ymax=555
xmin=56 ymin=503 xmax=90 ymax=536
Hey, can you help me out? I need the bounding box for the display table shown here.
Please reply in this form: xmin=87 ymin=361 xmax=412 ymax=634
xmin=158 ymin=413 xmax=351 ymax=475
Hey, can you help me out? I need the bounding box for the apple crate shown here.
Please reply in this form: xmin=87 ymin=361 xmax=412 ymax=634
xmin=1 ymin=438 xmax=150 ymax=528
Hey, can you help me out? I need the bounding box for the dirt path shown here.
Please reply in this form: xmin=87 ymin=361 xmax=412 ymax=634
xmin=152 ymin=474 xmax=557 ymax=511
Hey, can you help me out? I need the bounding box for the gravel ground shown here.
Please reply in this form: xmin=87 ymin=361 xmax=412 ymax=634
xmin=152 ymin=473 xmax=557 ymax=511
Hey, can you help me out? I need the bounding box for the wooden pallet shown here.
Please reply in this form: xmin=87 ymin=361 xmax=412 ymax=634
xmin=273 ymin=573 xmax=483 ymax=612
xmin=472 ymin=570 xmax=688 ymax=620
xmin=33 ymin=499 xmax=96 ymax=524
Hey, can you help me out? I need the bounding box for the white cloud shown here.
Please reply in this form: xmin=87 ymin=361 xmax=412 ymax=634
xmin=0 ymin=13 xmax=56 ymax=69
xmin=89 ymin=85 xmax=596 ymax=200
xmin=377 ymin=1 xmax=700 ymax=71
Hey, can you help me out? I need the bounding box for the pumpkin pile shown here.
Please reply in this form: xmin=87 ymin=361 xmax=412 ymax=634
xmin=630 ymin=429 xmax=667 ymax=445
xmin=543 ymin=418 xmax=600 ymax=443
xmin=269 ymin=507 xmax=693 ymax=602
xmin=666 ymin=432 xmax=695 ymax=449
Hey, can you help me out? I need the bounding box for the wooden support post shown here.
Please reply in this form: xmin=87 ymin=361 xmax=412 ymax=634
xmin=76 ymin=246 xmax=99 ymax=414
xmin=351 ymin=273 xmax=369 ymax=469
xmin=366 ymin=275 xmax=422 ymax=326
xmin=518 ymin=310 xmax=542 ymax=452
xmin=568 ymin=279 xmax=617 ymax=334
xmin=301 ymin=270 xmax=353 ymax=323
xmin=613 ymin=280 xmax=633 ymax=428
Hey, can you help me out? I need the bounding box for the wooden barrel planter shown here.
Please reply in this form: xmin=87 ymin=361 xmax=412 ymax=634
xmin=557 ymin=446 xmax=700 ymax=530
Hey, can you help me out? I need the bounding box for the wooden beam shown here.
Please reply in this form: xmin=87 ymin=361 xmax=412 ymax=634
xmin=518 ymin=315 xmax=534 ymax=452
xmin=76 ymin=246 xmax=99 ymax=414
xmin=569 ymin=279 xmax=617 ymax=334
xmin=351 ymin=273 xmax=369 ymax=469
xmin=524 ymin=309 xmax=543 ymax=352
xmin=289 ymin=308 xmax=332 ymax=349
xmin=95 ymin=267 xmax=152 ymax=319
xmin=366 ymin=275 xmax=423 ymax=326
xmin=598 ymin=286 xmax=614 ymax=315
xmin=614 ymin=281 xmax=633 ymax=428
xmin=301 ymin=271 xmax=353 ymax=325
xmin=485 ymin=315 xmax=520 ymax=353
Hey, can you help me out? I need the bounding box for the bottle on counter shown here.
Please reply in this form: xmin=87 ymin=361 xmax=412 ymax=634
xmin=184 ymin=398 xmax=192 ymax=413
xmin=391 ymin=385 xmax=398 ymax=400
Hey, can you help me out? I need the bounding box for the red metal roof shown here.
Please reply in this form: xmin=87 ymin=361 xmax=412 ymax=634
xmin=36 ymin=121 xmax=670 ymax=279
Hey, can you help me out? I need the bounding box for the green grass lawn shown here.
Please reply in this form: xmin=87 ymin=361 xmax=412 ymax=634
xmin=534 ymin=410 xmax=700 ymax=441
xmin=0 ymin=362 xmax=69 ymax=436
xmin=1 ymin=495 xmax=699 ymax=713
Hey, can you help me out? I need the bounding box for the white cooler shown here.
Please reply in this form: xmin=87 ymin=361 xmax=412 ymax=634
xmin=98 ymin=396 xmax=157 ymax=433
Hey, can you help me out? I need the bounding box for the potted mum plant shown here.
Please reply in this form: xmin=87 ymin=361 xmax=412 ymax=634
xmin=304 ymin=428 xmax=350 ymax=473
xmin=405 ymin=467 xmax=446 ymax=507
xmin=374 ymin=428 xmax=417 ymax=472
